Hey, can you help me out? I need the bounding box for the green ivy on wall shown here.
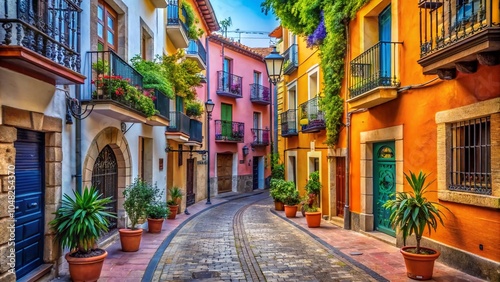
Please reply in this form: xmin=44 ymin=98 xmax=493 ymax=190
xmin=262 ymin=0 xmax=369 ymax=145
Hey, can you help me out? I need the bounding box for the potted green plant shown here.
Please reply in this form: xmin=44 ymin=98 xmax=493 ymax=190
xmin=167 ymin=186 xmax=183 ymax=219
xmin=281 ymin=181 xmax=300 ymax=218
xmin=270 ymin=178 xmax=286 ymax=211
xmin=146 ymin=201 xmax=170 ymax=233
xmin=185 ymin=99 xmax=204 ymax=119
xmin=303 ymin=171 xmax=321 ymax=213
xmin=302 ymin=192 xmax=321 ymax=227
xmin=383 ymin=170 xmax=450 ymax=280
xmin=49 ymin=187 xmax=115 ymax=282
xmin=92 ymin=59 xmax=109 ymax=76
xmin=120 ymin=178 xmax=157 ymax=252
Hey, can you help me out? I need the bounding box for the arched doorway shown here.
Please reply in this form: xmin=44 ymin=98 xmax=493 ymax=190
xmin=92 ymin=145 xmax=118 ymax=228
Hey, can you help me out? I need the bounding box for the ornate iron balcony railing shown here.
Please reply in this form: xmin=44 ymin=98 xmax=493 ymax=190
xmin=348 ymin=41 xmax=402 ymax=99
xmin=280 ymin=109 xmax=298 ymax=137
xmin=154 ymin=89 xmax=170 ymax=119
xmin=167 ymin=1 xmax=188 ymax=31
xmin=249 ymin=83 xmax=270 ymax=104
xmin=167 ymin=111 xmax=191 ymax=135
xmin=419 ymin=0 xmax=496 ymax=57
xmin=216 ymin=71 xmax=243 ymax=98
xmin=0 ymin=0 xmax=82 ymax=72
xmin=283 ymin=44 xmax=298 ymax=75
xmin=189 ymin=119 xmax=203 ymax=143
xmin=299 ymin=97 xmax=325 ymax=133
xmin=186 ymin=39 xmax=206 ymax=65
xmin=251 ymin=128 xmax=270 ymax=146
xmin=215 ymin=120 xmax=244 ymax=142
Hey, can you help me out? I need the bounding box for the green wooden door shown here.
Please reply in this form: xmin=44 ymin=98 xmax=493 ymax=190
xmin=373 ymin=141 xmax=396 ymax=236
xmin=176 ymin=96 xmax=184 ymax=112
xmin=221 ymin=103 xmax=232 ymax=138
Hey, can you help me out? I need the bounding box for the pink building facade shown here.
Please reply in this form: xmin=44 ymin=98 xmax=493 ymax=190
xmin=206 ymin=35 xmax=271 ymax=194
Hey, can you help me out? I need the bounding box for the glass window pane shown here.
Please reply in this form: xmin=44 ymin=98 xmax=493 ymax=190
xmin=107 ymin=16 xmax=114 ymax=29
xmin=98 ymin=6 xmax=104 ymax=20
xmin=97 ymin=23 xmax=104 ymax=38
xmin=107 ymin=31 xmax=114 ymax=45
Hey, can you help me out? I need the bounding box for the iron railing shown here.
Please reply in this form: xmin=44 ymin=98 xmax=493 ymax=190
xmin=0 ymin=0 xmax=82 ymax=72
xmin=154 ymin=89 xmax=170 ymax=119
xmin=167 ymin=0 xmax=188 ymax=33
xmin=299 ymin=97 xmax=325 ymax=133
xmin=251 ymin=128 xmax=270 ymax=146
xmin=167 ymin=111 xmax=190 ymax=135
xmin=280 ymin=109 xmax=298 ymax=137
xmin=419 ymin=0 xmax=496 ymax=57
xmin=348 ymin=41 xmax=402 ymax=99
xmin=249 ymin=83 xmax=271 ymax=104
xmin=216 ymin=71 xmax=243 ymax=98
xmin=283 ymin=44 xmax=298 ymax=75
xmin=186 ymin=39 xmax=206 ymax=65
xmin=214 ymin=120 xmax=244 ymax=142
xmin=189 ymin=119 xmax=203 ymax=143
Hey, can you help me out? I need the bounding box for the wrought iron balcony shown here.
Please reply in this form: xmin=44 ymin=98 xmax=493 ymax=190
xmin=0 ymin=0 xmax=85 ymax=84
xmin=148 ymin=89 xmax=171 ymax=126
xmin=166 ymin=1 xmax=189 ymax=48
xmin=251 ymin=128 xmax=270 ymax=147
xmin=215 ymin=120 xmax=244 ymax=142
xmin=167 ymin=111 xmax=191 ymax=136
xmin=189 ymin=119 xmax=203 ymax=143
xmin=418 ymin=0 xmax=500 ymax=76
xmin=250 ymin=83 xmax=271 ymax=105
xmin=299 ymin=97 xmax=325 ymax=133
xmin=216 ymin=71 xmax=243 ymax=98
xmin=282 ymin=44 xmax=298 ymax=75
xmin=186 ymin=39 xmax=207 ymax=69
xmin=280 ymin=109 xmax=298 ymax=137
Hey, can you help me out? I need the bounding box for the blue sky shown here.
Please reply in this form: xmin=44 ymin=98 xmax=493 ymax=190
xmin=211 ymin=0 xmax=278 ymax=47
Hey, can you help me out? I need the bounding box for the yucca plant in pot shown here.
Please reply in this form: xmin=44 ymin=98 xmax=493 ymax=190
xmin=49 ymin=187 xmax=115 ymax=282
xmin=121 ymin=178 xmax=156 ymax=252
xmin=167 ymin=186 xmax=183 ymax=218
xmin=383 ymin=170 xmax=450 ymax=280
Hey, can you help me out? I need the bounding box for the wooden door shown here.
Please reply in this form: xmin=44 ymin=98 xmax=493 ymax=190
xmin=335 ymin=157 xmax=346 ymax=217
xmin=217 ymin=154 xmax=232 ymax=193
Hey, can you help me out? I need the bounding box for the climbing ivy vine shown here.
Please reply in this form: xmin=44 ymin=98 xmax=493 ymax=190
xmin=262 ymin=0 xmax=369 ymax=145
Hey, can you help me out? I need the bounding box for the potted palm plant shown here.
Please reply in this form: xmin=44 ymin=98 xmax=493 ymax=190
xmin=167 ymin=186 xmax=183 ymax=219
xmin=49 ymin=187 xmax=115 ymax=282
xmin=383 ymin=170 xmax=450 ymax=280
xmin=281 ymin=181 xmax=300 ymax=218
xmin=146 ymin=201 xmax=170 ymax=233
xmin=120 ymin=178 xmax=156 ymax=252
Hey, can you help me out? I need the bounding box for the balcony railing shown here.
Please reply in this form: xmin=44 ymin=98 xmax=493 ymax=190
xmin=186 ymin=39 xmax=207 ymax=66
xmin=167 ymin=111 xmax=191 ymax=135
xmin=250 ymin=83 xmax=271 ymax=105
xmin=216 ymin=71 xmax=243 ymax=98
xmin=299 ymin=97 xmax=325 ymax=133
xmin=189 ymin=119 xmax=203 ymax=143
xmin=215 ymin=120 xmax=244 ymax=142
xmin=153 ymin=89 xmax=170 ymax=119
xmin=283 ymin=44 xmax=298 ymax=75
xmin=251 ymin=129 xmax=270 ymax=146
xmin=0 ymin=0 xmax=84 ymax=83
xmin=348 ymin=41 xmax=402 ymax=99
xmin=166 ymin=0 xmax=189 ymax=48
xmin=280 ymin=109 xmax=298 ymax=137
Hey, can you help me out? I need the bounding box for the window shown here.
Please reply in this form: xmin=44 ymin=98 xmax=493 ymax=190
xmin=253 ymin=71 xmax=261 ymax=85
xmin=97 ymin=0 xmax=118 ymax=51
xmin=450 ymin=117 xmax=491 ymax=195
xmin=451 ymin=0 xmax=481 ymax=31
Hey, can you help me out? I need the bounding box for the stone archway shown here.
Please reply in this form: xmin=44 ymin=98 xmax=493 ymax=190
xmin=83 ymin=127 xmax=131 ymax=228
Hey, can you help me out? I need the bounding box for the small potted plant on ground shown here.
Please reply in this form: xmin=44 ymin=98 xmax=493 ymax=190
xmin=281 ymin=181 xmax=300 ymax=218
xmin=146 ymin=201 xmax=170 ymax=233
xmin=120 ymin=178 xmax=157 ymax=252
xmin=270 ymin=178 xmax=286 ymax=211
xmin=302 ymin=171 xmax=321 ymax=215
xmin=383 ymin=170 xmax=450 ymax=280
xmin=303 ymin=194 xmax=321 ymax=228
xmin=167 ymin=186 xmax=183 ymax=219
xmin=49 ymin=187 xmax=115 ymax=282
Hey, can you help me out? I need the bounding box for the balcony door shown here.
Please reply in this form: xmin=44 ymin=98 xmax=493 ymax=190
xmin=223 ymin=58 xmax=231 ymax=91
xmin=221 ymin=103 xmax=232 ymax=138
xmin=97 ymin=0 xmax=118 ymax=52
xmin=379 ymin=5 xmax=391 ymax=85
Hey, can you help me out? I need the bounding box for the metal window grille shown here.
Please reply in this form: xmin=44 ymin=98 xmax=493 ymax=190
xmin=450 ymin=116 xmax=491 ymax=195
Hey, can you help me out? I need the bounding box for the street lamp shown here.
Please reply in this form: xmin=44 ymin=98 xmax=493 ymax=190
xmin=264 ymin=46 xmax=284 ymax=167
xmin=205 ymin=98 xmax=215 ymax=204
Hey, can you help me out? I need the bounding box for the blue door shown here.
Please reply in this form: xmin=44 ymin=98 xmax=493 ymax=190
xmin=373 ymin=141 xmax=396 ymax=237
xmin=379 ymin=5 xmax=391 ymax=86
xmin=14 ymin=129 xmax=45 ymax=279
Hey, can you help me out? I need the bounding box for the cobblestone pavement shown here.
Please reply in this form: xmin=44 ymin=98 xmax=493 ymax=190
xmin=152 ymin=194 xmax=382 ymax=282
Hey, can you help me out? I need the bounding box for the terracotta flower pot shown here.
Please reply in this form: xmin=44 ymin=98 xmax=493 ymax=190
xmin=168 ymin=205 xmax=178 ymax=219
xmin=147 ymin=218 xmax=164 ymax=233
xmin=119 ymin=228 xmax=143 ymax=252
xmin=401 ymin=246 xmax=441 ymax=280
xmin=305 ymin=211 xmax=322 ymax=228
xmin=284 ymin=205 xmax=298 ymax=218
xmin=274 ymin=201 xmax=284 ymax=211
xmin=65 ymin=250 xmax=107 ymax=282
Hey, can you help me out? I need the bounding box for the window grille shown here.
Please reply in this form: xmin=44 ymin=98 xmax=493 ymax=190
xmin=450 ymin=116 xmax=491 ymax=195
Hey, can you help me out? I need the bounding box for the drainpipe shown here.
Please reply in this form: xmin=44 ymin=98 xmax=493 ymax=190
xmin=206 ymin=36 xmax=211 ymax=204
xmin=75 ymin=85 xmax=82 ymax=194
